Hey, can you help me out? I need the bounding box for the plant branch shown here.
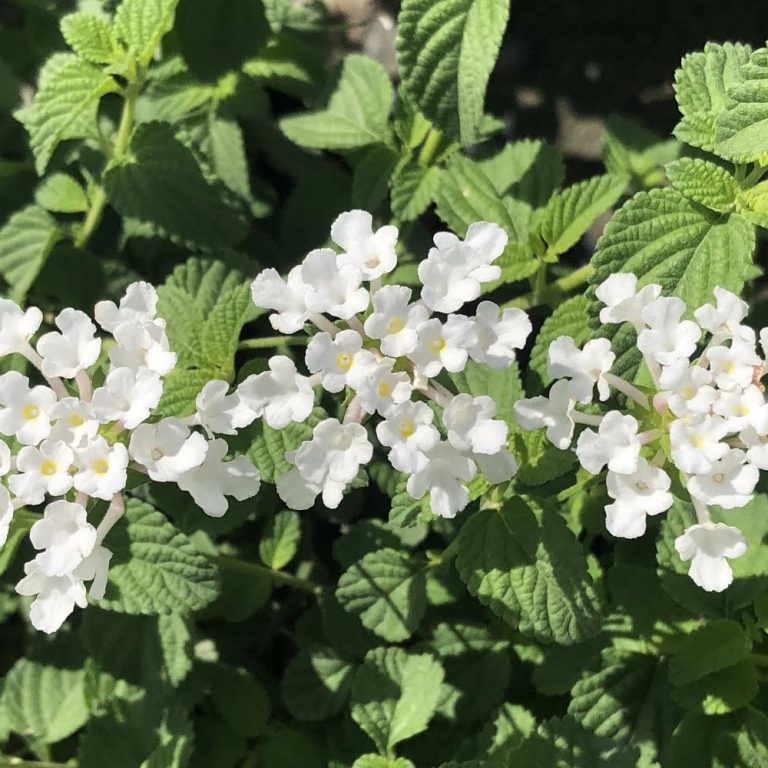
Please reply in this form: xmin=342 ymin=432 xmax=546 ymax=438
xmin=214 ymin=554 xmax=321 ymax=595
xmin=503 ymin=263 xmax=594 ymax=311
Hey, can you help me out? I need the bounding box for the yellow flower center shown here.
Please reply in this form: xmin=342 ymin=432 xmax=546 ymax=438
xmin=92 ymin=458 xmax=110 ymax=475
xmin=69 ymin=413 xmax=85 ymax=427
xmin=151 ymin=448 xmax=164 ymax=461
xmin=399 ymin=418 xmax=416 ymax=438
xmin=690 ymin=434 xmax=705 ymax=449
xmin=40 ymin=460 xmax=57 ymax=477
xmin=429 ymin=337 xmax=446 ymax=353
xmin=336 ymin=352 xmax=353 ymax=371
xmin=680 ymin=385 xmax=696 ymax=400
xmin=725 ymin=361 xmax=737 ymax=374
xmin=22 ymin=404 xmax=39 ymax=421
xmin=378 ymin=381 xmax=391 ymax=397
xmin=365 ymin=254 xmax=381 ymax=269
xmin=387 ymin=316 xmax=404 ymax=334
xmin=735 ymin=404 xmax=749 ymax=417
xmin=713 ymin=472 xmax=725 ymax=483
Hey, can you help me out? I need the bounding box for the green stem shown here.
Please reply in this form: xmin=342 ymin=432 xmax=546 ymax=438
xmin=743 ymin=164 xmax=768 ymax=187
xmin=237 ymin=336 xmax=309 ymax=351
xmin=214 ymin=554 xmax=321 ymax=595
xmin=417 ymin=127 xmax=443 ymax=167
xmin=531 ymin=261 xmax=547 ymax=305
xmin=0 ymin=759 xmax=73 ymax=768
xmin=552 ymin=263 xmax=593 ymax=293
xmin=502 ymin=262 xmax=593 ymax=311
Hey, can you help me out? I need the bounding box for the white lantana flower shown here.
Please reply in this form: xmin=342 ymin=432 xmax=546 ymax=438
xmin=91 ymin=366 xmax=163 ymax=429
xmin=48 ymin=398 xmax=99 ymax=446
xmin=73 ymin=437 xmax=129 ymax=501
xmin=331 ymin=210 xmax=398 ymax=280
xmin=705 ymin=339 xmax=761 ymax=392
xmin=604 ymin=460 xmax=673 ymax=539
xmin=129 ymin=418 xmax=208 ymax=482
xmin=473 ymin=450 xmax=518 ymax=484
xmin=376 ymin=400 xmax=440 ymax=473
xmin=443 ymin=394 xmax=508 ymax=455
xmin=363 ymin=285 xmax=428 ymax=358
xmin=713 ymin=385 xmax=765 ymax=432
xmin=637 ymin=296 xmax=701 ymax=366
xmin=0 ymin=299 xmax=42 ymax=355
xmin=109 ymin=320 xmax=177 ymax=375
xmin=547 ymin=336 xmax=615 ymax=403
xmin=669 ymin=414 xmax=729 ymax=474
xmin=659 ymin=361 xmax=716 ymax=417
xmin=0 ymin=372 xmax=56 ymax=446
xmin=513 ymin=379 xmax=575 ymax=449
xmin=406 ymin=441 xmax=476 ymax=519
xmin=16 ymin=562 xmax=88 ymax=634
xmin=250 ymin=266 xmax=309 ymax=334
xmin=741 ymin=426 xmax=768 ymax=470
xmin=36 ymin=308 xmax=101 ymax=379
xmin=694 ymin=286 xmax=753 ymax=343
xmin=409 ymin=316 xmax=476 ymax=378
xmin=238 ymin=356 xmax=315 ymax=430
xmin=576 ymin=411 xmax=640 ymax=475
xmin=0 ymin=486 xmax=13 ymax=547
xmin=75 ymin=545 xmax=112 ymax=601
xmin=305 ymin=330 xmax=376 ymax=393
xmin=675 ymin=522 xmax=747 ymax=592
xmin=0 ymin=441 xmax=10 ymax=476
xmin=595 ymin=273 xmax=661 ymax=328
xmin=195 ymin=380 xmax=255 ymax=436
xmin=28 ymin=501 xmax=96 ymax=577
xmin=301 ymin=248 xmax=369 ymax=320
xmin=356 ymin=359 xmax=411 ymax=416
xmin=469 ymin=301 xmax=532 ymax=369
xmin=419 ymin=222 xmax=507 ymax=313
xmin=95 ymin=281 xmax=159 ymax=333
xmin=177 ymin=439 xmax=260 ymax=517
xmin=687 ymin=449 xmax=758 ymax=509
xmin=10 ymin=440 xmax=75 ymax=505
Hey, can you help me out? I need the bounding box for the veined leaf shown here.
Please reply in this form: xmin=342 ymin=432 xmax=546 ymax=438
xmin=15 ymin=53 xmax=118 ymax=174
xmin=280 ymin=54 xmax=393 ymax=149
xmin=259 ymin=510 xmax=301 ymax=570
xmin=714 ymin=47 xmax=768 ymax=163
xmin=673 ymin=41 xmax=751 ymax=152
xmin=60 ymin=12 xmax=117 ymax=64
xmin=390 ymin=161 xmax=441 ymax=221
xmin=114 ymin=0 xmax=181 ymax=64
xmin=666 ymin=157 xmax=739 ymax=212
xmin=35 ymin=172 xmax=89 ymax=213
xmin=397 ymin=0 xmax=509 ymax=144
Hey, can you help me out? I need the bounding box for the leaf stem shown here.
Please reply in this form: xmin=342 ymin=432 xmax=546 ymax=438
xmin=417 ymin=127 xmax=443 ymax=167
xmin=503 ymin=263 xmax=594 ymax=311
xmin=743 ymin=164 xmax=767 ymax=187
xmin=237 ymin=335 xmax=309 ymax=351
xmin=214 ymin=554 xmax=321 ymax=595
xmin=0 ymin=758 xmax=73 ymax=768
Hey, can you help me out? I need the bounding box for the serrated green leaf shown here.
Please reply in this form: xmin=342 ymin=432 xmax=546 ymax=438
xmin=259 ymin=509 xmax=301 ymax=569
xmin=587 ymin=187 xmax=755 ymax=381
xmin=200 ymin=283 xmax=251 ymax=377
xmin=1 ymin=658 xmax=88 ymax=744
xmin=351 ymin=144 xmax=399 ymax=212
xmin=0 ymin=205 xmax=62 ymax=302
xmin=114 ymin=0 xmax=180 ymax=64
xmin=540 ymin=174 xmax=625 ymax=260
xmin=351 ymin=647 xmax=444 ymax=753
xmin=157 ymin=613 xmax=193 ymax=686
xmin=450 ymin=358 xmax=523 ymax=429
xmin=35 ymin=172 xmax=89 ymax=213
xmin=15 ymin=53 xmax=118 ymax=174
xmin=98 ymin=498 xmax=220 ymax=614
xmin=714 ymin=48 xmax=768 ymax=163
xmin=397 ymin=0 xmax=509 ymax=144
xmin=60 ymin=12 xmax=117 ymax=64
xmin=389 ymin=474 xmax=434 ymax=528
xmin=529 ymin=295 xmax=590 ymax=386
xmin=666 ymin=158 xmax=739 ymax=212
xmin=673 ymin=41 xmax=752 ymax=152
xmin=390 ymin=162 xmax=441 ymax=222
xmin=281 ymin=646 xmax=354 ymax=721
xmin=513 ymin=429 xmax=577 ymax=487
xmin=155 ymin=367 xmax=220 ymax=418
xmin=280 ymin=54 xmax=392 ymax=149
xmin=336 ymin=548 xmax=427 ymax=642
xmin=456 ymin=499 xmax=601 ymax=644
xmin=353 ymin=757 xmax=415 ymax=768
xmin=738 ymin=179 xmax=768 ymax=227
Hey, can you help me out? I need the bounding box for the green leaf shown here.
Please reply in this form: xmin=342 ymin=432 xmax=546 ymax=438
xmin=157 ymin=613 xmax=193 ymax=686
xmin=397 ymin=0 xmax=509 ymax=144
xmin=155 ymin=366 xmax=220 ymax=418
xmin=529 ymin=295 xmax=590 ymax=386
xmin=210 ymin=665 xmax=270 ymax=738
xmin=114 ymin=0 xmax=181 ymax=64
xmin=587 ymin=187 xmax=755 ymax=381
xmin=35 ymin=172 xmax=89 ymax=213
xmin=390 ymin=161 xmax=441 ymax=222
xmin=336 ymin=548 xmax=427 ymax=642
xmin=281 ymin=646 xmax=355 ymax=721
xmin=513 ymin=429 xmax=577 ymax=487
xmin=672 ymin=658 xmax=758 ymax=715
xmin=1 ymin=658 xmax=88 ymax=744
xmin=353 ymin=758 xmax=415 ymax=768
xmin=388 ymin=474 xmax=434 ymax=528
xmin=450 ymin=358 xmax=523 ymax=429
xmin=455 ymin=499 xmax=602 ymax=644
xmin=673 ymin=41 xmax=752 ymax=152
xmin=0 ymin=205 xmax=62 ymax=303
xmin=60 ymin=12 xmax=117 ymax=64
xmin=714 ymin=47 xmax=768 ymax=163
xmin=539 ymin=174 xmax=625 ymax=260
xmin=280 ymin=54 xmax=393 ymax=149
xmin=98 ymin=498 xmax=221 ymax=614
xmin=15 ymin=53 xmax=118 ymax=174
xmin=351 ymin=145 xmax=399 ymax=212
xmin=666 ymin=158 xmax=739 ymax=212
xmin=259 ymin=509 xmax=301 ymax=570
xmin=350 ymin=647 xmax=444 ymax=753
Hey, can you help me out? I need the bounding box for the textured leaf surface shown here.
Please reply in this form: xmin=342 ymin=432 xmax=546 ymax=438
xmin=390 ymin=162 xmax=441 ymax=221
xmin=350 ymin=647 xmax=444 ymax=753
xmin=98 ymin=499 xmax=220 ymax=614
xmin=336 ymin=548 xmax=427 ymax=642
xmin=397 ymin=0 xmax=509 ymax=143
xmin=157 ymin=614 xmax=193 ymax=686
xmin=666 ymin=157 xmax=739 ymax=212
xmin=280 ymin=54 xmax=392 ymax=149
xmin=35 ymin=172 xmax=89 ymax=213
xmin=259 ymin=510 xmax=301 ymax=570
xmin=60 ymin=12 xmax=116 ymax=63
xmin=456 ymin=499 xmax=601 ymax=644
xmin=114 ymin=0 xmax=180 ymax=62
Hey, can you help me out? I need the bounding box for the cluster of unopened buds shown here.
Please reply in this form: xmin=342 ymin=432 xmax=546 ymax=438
xmin=515 ymin=275 xmax=766 ymax=593
xmin=249 ymin=210 xmax=531 ymax=517
xmin=0 ymin=284 xmax=263 ymax=633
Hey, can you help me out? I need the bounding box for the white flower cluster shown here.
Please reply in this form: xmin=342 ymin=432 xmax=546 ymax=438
xmin=249 ymin=210 xmax=532 ymax=518
xmin=515 ymin=275 xmax=764 ymax=593
xmin=0 ymin=284 xmax=261 ymax=633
